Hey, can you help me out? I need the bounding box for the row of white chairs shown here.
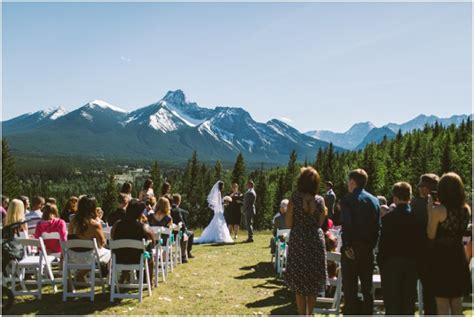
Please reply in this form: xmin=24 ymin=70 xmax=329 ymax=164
xmin=5 ymin=223 xmax=185 ymax=303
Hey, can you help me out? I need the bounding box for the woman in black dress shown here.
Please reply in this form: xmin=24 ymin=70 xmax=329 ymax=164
xmin=285 ymin=167 xmax=327 ymax=315
xmin=226 ymin=183 xmax=243 ymax=240
xmin=148 ymin=197 xmax=173 ymax=245
xmin=427 ymin=172 xmax=471 ymax=315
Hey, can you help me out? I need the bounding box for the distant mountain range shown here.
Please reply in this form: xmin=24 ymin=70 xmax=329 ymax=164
xmin=2 ymin=90 xmax=341 ymax=164
xmin=305 ymin=114 xmax=472 ymax=150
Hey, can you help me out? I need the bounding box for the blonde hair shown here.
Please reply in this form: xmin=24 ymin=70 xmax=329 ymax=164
xmin=156 ymin=197 xmax=171 ymax=215
xmin=5 ymin=199 xmax=26 ymax=226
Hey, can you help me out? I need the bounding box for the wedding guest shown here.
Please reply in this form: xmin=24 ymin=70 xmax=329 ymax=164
xmin=427 ymin=172 xmax=471 ymax=315
xmin=148 ymin=197 xmax=173 ymax=245
xmin=5 ymin=199 xmax=27 ymax=233
xmin=144 ymin=196 xmax=157 ymax=217
xmin=120 ymin=181 xmax=133 ymax=200
xmin=226 ymin=183 xmax=243 ymax=239
xmin=68 ymin=196 xmax=111 ymax=266
xmin=46 ymin=197 xmax=57 ymax=204
xmin=1 ymin=195 xmax=9 ymax=224
xmin=107 ymin=193 xmax=129 ymax=227
xmin=377 ymin=195 xmax=391 ymax=218
xmin=95 ymin=207 xmax=106 ymax=226
xmin=61 ymin=196 xmax=79 ymax=223
xmin=139 ymin=178 xmax=154 ymax=202
xmin=34 ymin=203 xmax=67 ymax=254
xmin=111 ymin=199 xmax=155 ymax=282
xmin=160 ymin=182 xmax=172 ymax=200
xmin=285 ymin=167 xmax=327 ymax=315
xmin=411 ymin=173 xmax=439 ymax=314
xmin=324 ymin=181 xmax=336 ymax=220
xmin=378 ymin=182 xmax=422 ymax=315
xmin=340 ymin=169 xmax=380 ymax=315
xmin=171 ymin=194 xmax=195 ymax=261
xmin=270 ymin=199 xmax=289 ymax=254
xmin=243 ymin=180 xmax=257 ymax=243
xmin=17 ymin=195 xmax=31 ymax=214
xmin=26 ymin=196 xmax=45 ymax=229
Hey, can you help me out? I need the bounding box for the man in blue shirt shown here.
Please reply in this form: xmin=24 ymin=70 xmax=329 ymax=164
xmin=340 ymin=169 xmax=380 ymax=315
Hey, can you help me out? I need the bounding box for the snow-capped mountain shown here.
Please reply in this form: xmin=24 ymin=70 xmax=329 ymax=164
xmin=2 ymin=90 xmax=340 ymax=163
xmin=305 ymin=114 xmax=471 ymax=150
xmin=2 ymin=106 xmax=68 ymax=134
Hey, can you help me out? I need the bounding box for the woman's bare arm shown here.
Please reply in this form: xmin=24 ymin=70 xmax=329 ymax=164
xmin=285 ymin=201 xmax=294 ymax=229
xmin=427 ymin=195 xmax=447 ymax=240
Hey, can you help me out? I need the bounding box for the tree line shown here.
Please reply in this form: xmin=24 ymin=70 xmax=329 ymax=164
xmin=2 ymin=119 xmax=471 ymax=230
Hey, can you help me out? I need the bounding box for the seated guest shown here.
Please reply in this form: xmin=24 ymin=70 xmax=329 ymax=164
xmin=34 ymin=203 xmax=67 ymax=254
xmin=111 ymin=199 xmax=155 ymax=282
xmin=270 ymin=199 xmax=289 ymax=254
xmin=144 ymin=196 xmax=156 ymax=217
xmin=377 ymin=182 xmax=422 ymax=315
xmin=138 ymin=178 xmax=154 ymax=202
xmin=120 ymin=181 xmax=133 ymax=200
xmin=171 ymin=194 xmax=195 ymax=261
xmin=17 ymin=195 xmax=31 ymax=215
xmin=107 ymin=193 xmax=129 ymax=227
xmin=5 ymin=199 xmax=27 ymax=233
xmin=148 ymin=197 xmax=172 ymax=245
xmin=95 ymin=207 xmax=106 ymax=226
xmin=160 ymin=182 xmax=172 ymax=200
xmin=26 ymin=196 xmax=45 ymax=229
xmin=1 ymin=195 xmax=9 ymax=224
xmin=68 ymin=196 xmax=111 ymax=266
xmin=61 ymin=196 xmax=79 ymax=223
xmin=377 ymin=195 xmax=391 ymax=218
xmin=46 ymin=197 xmax=57 ymax=204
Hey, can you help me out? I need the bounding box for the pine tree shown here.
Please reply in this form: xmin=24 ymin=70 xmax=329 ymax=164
xmin=254 ymin=166 xmax=272 ymax=229
xmin=102 ymin=174 xmax=118 ymax=218
xmin=214 ymin=160 xmax=223 ymax=182
xmin=285 ymin=150 xmax=298 ymax=194
xmin=232 ymin=153 xmax=246 ymax=190
xmin=441 ymin=136 xmax=453 ymax=173
xmin=2 ymin=139 xmax=20 ymax=198
xmin=324 ymin=143 xmax=335 ymax=182
xmin=150 ymin=160 xmax=161 ymax=192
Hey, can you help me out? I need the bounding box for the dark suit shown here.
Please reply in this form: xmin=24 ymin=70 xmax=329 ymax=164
xmin=325 ymin=189 xmax=336 ymax=220
xmin=171 ymin=205 xmax=194 ymax=256
xmin=243 ymin=188 xmax=257 ymax=240
xmin=341 ymin=187 xmax=380 ymax=315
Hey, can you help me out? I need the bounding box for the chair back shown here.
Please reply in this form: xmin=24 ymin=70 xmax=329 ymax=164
xmin=61 ymin=238 xmax=101 ymax=266
xmin=16 ymin=237 xmax=49 ymax=259
xmin=41 ymin=232 xmax=61 ymax=240
xmin=109 ymin=239 xmax=146 ymax=251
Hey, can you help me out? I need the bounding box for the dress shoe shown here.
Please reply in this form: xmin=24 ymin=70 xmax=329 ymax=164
xmin=245 ymin=238 xmax=254 ymax=243
xmin=181 ymin=257 xmax=188 ymax=263
xmin=187 ymin=253 xmax=195 ymax=259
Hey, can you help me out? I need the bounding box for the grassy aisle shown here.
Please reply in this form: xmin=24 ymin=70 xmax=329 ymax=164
xmin=7 ymin=231 xmax=297 ymax=315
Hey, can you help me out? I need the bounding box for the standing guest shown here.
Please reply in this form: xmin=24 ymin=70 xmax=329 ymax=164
xmin=377 ymin=195 xmax=391 ymax=218
xmin=120 ymin=182 xmax=133 ymax=200
xmin=148 ymin=197 xmax=173 ymax=245
xmin=139 ymin=179 xmax=154 ymax=202
xmin=411 ymin=173 xmax=439 ymax=315
xmin=107 ymin=193 xmax=129 ymax=227
xmin=321 ymin=207 xmax=334 ymax=233
xmin=5 ymin=199 xmax=27 ymax=233
xmin=160 ymin=182 xmax=171 ymax=199
xmin=340 ymin=169 xmax=380 ymax=315
xmin=17 ymin=196 xmax=31 ymax=214
xmin=377 ymin=182 xmax=422 ymax=315
xmin=61 ymin=196 xmax=79 ymax=223
xmin=285 ymin=167 xmax=327 ymax=315
xmin=324 ymin=181 xmax=336 ymax=220
xmin=226 ymin=183 xmax=244 ymax=240
xmin=34 ymin=203 xmax=67 ymax=254
xmin=427 ymin=172 xmax=471 ymax=315
xmin=111 ymin=199 xmax=155 ymax=283
xmin=68 ymin=196 xmax=111 ymax=266
xmin=171 ymin=194 xmax=195 ymax=261
xmin=26 ymin=196 xmax=45 ymax=228
xmin=243 ymin=180 xmax=257 ymax=243
xmin=270 ymin=199 xmax=289 ymax=254
xmin=144 ymin=196 xmax=157 ymax=217
xmin=1 ymin=195 xmax=9 ymax=224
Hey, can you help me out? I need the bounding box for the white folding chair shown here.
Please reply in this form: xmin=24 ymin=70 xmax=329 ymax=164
xmin=314 ymin=252 xmax=343 ymax=315
xmin=10 ymin=237 xmax=57 ymax=299
xmin=151 ymin=227 xmax=166 ymax=286
xmin=41 ymin=232 xmax=62 ymax=260
xmin=276 ymin=229 xmax=291 ymax=276
xmin=159 ymin=227 xmax=174 ymax=276
xmin=61 ymin=238 xmax=107 ymax=302
xmin=109 ymin=239 xmax=152 ymax=302
xmin=172 ymin=223 xmax=184 ymax=266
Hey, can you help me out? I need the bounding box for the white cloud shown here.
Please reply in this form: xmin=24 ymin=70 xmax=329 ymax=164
xmin=279 ymin=117 xmax=293 ymax=124
xmin=120 ymin=56 xmax=132 ymax=62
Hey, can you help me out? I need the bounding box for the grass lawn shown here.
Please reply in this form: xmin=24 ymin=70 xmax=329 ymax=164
xmin=6 ymin=231 xmax=473 ymax=315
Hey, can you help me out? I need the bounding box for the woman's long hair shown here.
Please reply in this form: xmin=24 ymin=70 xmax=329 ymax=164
xmin=296 ymin=167 xmax=321 ymax=214
xmin=71 ymin=196 xmax=97 ymax=234
xmin=121 ymin=182 xmax=132 ymax=195
xmin=438 ymin=172 xmax=468 ymax=212
xmin=5 ymin=199 xmax=25 ymax=226
xmin=62 ymin=196 xmax=78 ymax=214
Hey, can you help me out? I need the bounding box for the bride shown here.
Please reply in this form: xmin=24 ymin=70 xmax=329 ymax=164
xmin=195 ymin=181 xmax=234 ymax=244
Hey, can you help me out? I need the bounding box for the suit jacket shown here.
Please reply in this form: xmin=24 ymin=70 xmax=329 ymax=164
xmin=243 ymin=188 xmax=256 ymax=216
xmin=272 ymin=213 xmax=288 ymax=237
xmin=171 ymin=205 xmax=190 ymax=230
xmin=325 ymin=189 xmax=336 ymax=218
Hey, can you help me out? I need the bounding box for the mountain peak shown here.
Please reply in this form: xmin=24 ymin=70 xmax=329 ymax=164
xmin=162 ymin=89 xmax=186 ymax=104
xmin=345 ymin=121 xmax=375 ymax=135
xmin=87 ymin=100 xmax=127 ymax=113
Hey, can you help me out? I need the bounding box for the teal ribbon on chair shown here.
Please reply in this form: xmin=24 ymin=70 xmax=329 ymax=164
xmin=281 ymin=242 xmax=287 ymax=250
xmin=171 ymin=235 xmax=175 ymax=243
xmin=160 ymin=238 xmax=164 ymax=246
xmin=143 ymin=251 xmax=151 ymax=259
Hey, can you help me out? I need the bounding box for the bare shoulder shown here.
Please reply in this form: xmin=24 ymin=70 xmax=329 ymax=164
xmin=431 ymin=204 xmax=447 ymax=220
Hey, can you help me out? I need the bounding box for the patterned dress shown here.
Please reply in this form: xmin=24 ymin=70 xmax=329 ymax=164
xmin=285 ymin=192 xmax=328 ymax=295
xmin=430 ymin=206 xmax=471 ymax=297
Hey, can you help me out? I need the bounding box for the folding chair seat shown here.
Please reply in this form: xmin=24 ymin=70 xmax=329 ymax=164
xmin=314 ymin=252 xmax=343 ymax=315
xmin=150 ymin=226 xmax=166 ymax=286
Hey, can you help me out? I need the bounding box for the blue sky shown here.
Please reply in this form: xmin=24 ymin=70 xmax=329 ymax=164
xmin=3 ymin=2 xmax=472 ymax=132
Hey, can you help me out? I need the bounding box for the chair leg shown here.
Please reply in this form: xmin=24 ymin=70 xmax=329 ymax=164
xmin=37 ymin=267 xmax=43 ymax=300
xmin=138 ymin=266 xmax=144 ymax=302
xmin=62 ymin=263 xmax=68 ymax=302
xmin=110 ymin=263 xmax=116 ymax=303
xmin=90 ymin=265 xmax=96 ymax=301
xmin=145 ymin=259 xmax=152 ymax=296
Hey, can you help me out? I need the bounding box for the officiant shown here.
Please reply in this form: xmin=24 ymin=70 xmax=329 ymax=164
xmin=225 ymin=183 xmax=244 ymax=240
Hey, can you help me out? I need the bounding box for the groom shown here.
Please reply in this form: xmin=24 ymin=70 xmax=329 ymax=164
xmin=243 ymin=180 xmax=257 ymax=243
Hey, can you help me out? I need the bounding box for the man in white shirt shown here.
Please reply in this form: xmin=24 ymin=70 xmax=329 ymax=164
xmin=25 ymin=196 xmax=45 ymax=228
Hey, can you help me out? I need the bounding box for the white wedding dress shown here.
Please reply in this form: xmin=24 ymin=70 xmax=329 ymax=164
xmin=195 ymin=182 xmax=234 ymax=244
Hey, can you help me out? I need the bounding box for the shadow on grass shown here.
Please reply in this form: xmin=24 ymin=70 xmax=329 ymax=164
xmin=245 ymin=286 xmax=296 ymax=315
xmin=236 ymin=261 xmax=275 ymax=280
